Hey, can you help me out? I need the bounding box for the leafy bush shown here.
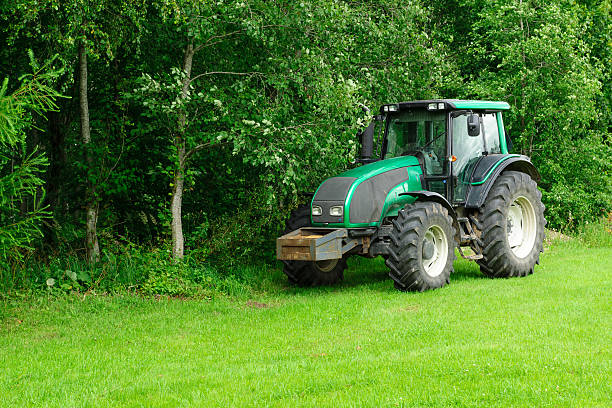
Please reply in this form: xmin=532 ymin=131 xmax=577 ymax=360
xmin=187 ymin=191 xmax=285 ymax=268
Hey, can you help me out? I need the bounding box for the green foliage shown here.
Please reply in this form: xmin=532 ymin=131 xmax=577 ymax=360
xmin=0 ymin=53 xmax=62 ymax=145
xmin=140 ymin=260 xmax=203 ymax=297
xmin=0 ymin=54 xmax=62 ymax=268
xmin=1 ymin=236 xmax=269 ymax=298
xmin=445 ymin=0 xmax=611 ymax=228
xmin=184 ymin=187 xmax=284 ymax=267
xmin=0 ymin=150 xmax=48 ymax=252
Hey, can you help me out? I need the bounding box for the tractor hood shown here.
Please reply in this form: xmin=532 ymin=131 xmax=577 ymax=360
xmin=311 ymin=156 xmax=423 ymax=227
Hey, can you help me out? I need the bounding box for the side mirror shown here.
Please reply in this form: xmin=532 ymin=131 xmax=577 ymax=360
xmin=467 ymin=114 xmax=480 ymax=136
xmin=360 ymin=122 xmax=375 ymax=159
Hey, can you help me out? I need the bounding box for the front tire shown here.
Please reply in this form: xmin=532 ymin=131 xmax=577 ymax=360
xmin=472 ymin=171 xmax=546 ymax=278
xmin=386 ymin=202 xmax=457 ymax=291
xmin=282 ymin=204 xmax=346 ymax=286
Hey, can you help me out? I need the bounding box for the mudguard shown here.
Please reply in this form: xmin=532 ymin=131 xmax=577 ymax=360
xmin=398 ymin=190 xmax=460 ymax=241
xmin=465 ymin=154 xmax=540 ymax=209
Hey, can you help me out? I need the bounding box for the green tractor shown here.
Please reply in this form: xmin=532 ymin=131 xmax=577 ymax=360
xmin=277 ymin=100 xmax=546 ymax=291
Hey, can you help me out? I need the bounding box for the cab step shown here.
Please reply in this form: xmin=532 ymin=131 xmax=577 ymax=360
xmin=458 ymin=246 xmax=483 ymax=260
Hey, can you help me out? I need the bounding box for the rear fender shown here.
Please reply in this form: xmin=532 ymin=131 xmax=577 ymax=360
xmin=465 ymin=155 xmax=540 ymax=209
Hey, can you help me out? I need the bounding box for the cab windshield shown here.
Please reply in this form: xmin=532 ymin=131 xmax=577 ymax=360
xmin=384 ymin=109 xmax=446 ymax=175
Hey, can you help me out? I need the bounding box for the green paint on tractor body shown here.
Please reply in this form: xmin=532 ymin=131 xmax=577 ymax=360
xmin=449 ymin=100 xmax=510 ymax=110
xmin=311 ymin=156 xmax=424 ymax=227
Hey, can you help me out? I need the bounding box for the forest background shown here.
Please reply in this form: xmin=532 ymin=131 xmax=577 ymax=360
xmin=0 ymin=0 xmax=609 ymax=295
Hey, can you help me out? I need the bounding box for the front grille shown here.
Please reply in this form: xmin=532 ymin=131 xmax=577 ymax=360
xmin=311 ymin=176 xmax=356 ymax=224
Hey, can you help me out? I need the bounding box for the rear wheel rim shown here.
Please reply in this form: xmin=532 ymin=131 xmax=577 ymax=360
xmin=422 ymin=225 xmax=448 ymax=277
xmin=507 ymin=196 xmax=537 ymax=258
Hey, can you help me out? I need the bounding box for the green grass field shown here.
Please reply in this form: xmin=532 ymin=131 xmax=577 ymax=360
xmin=1 ymin=239 xmax=611 ymax=407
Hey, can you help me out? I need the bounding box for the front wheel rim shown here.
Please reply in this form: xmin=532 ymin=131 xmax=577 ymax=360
xmin=422 ymin=225 xmax=448 ymax=277
xmin=507 ymin=196 xmax=537 ymax=258
xmin=314 ymin=259 xmax=338 ymax=273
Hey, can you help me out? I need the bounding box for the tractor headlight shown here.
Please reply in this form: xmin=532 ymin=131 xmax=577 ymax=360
xmin=438 ymin=102 xmax=445 ymax=109
xmin=330 ymin=206 xmax=343 ymax=217
xmin=312 ymin=205 xmax=323 ymax=216
xmin=428 ymin=103 xmax=438 ymax=110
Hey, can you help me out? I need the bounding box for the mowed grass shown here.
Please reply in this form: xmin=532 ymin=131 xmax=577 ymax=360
xmin=1 ymin=240 xmax=611 ymax=407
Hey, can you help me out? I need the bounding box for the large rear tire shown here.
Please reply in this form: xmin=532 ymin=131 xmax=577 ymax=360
xmin=471 ymin=171 xmax=546 ymax=278
xmin=386 ymin=202 xmax=456 ymax=292
xmin=282 ymin=204 xmax=346 ymax=286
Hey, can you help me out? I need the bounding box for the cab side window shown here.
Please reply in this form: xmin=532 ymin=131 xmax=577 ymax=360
xmin=482 ymin=113 xmax=501 ymax=154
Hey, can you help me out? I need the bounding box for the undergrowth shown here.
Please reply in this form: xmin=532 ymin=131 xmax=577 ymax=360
xmin=575 ymin=214 xmax=612 ymax=247
xmin=2 ymin=217 xmax=609 ymax=299
xmin=0 ymin=246 xmax=279 ymax=300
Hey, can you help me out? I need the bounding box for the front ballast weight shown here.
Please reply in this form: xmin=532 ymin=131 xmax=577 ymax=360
xmin=277 ymin=227 xmax=372 ymax=262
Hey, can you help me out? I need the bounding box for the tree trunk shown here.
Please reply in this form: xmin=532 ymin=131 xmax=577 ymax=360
xmin=171 ymin=41 xmax=195 ymax=261
xmin=171 ymin=145 xmax=185 ymax=260
xmin=79 ymin=42 xmax=100 ymax=263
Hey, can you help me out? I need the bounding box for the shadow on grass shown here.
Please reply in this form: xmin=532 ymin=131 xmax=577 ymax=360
xmin=342 ymin=256 xmax=393 ymax=289
xmin=451 ymin=258 xmax=487 ymax=283
xmin=269 ymin=253 xmax=490 ymax=296
xmin=345 ymin=255 xmax=488 ymax=287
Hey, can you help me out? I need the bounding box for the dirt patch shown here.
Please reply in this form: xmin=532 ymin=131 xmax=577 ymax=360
xmin=396 ymin=305 xmax=419 ymax=312
xmin=245 ymin=300 xmax=270 ymax=309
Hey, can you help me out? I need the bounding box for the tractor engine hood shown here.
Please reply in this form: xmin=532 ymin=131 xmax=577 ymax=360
xmin=311 ymin=156 xmax=423 ymax=227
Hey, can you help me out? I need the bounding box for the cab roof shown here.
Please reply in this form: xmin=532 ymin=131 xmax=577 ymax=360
xmin=390 ymin=99 xmax=510 ymax=111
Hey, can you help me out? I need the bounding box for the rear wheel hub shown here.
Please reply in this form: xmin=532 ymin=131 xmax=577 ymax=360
xmin=507 ymin=195 xmax=537 ymax=259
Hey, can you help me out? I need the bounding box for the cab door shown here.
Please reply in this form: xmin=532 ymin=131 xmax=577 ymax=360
xmin=451 ymin=112 xmax=503 ymax=202
xmin=451 ymin=113 xmax=484 ymax=202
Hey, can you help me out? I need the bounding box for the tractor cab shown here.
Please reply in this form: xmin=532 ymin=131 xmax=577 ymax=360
xmin=360 ymin=100 xmax=513 ymax=204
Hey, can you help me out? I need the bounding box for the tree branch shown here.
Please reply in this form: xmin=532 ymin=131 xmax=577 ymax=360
xmin=98 ymin=135 xmax=125 ymax=187
xmin=193 ymin=24 xmax=299 ymax=53
xmin=194 ymin=29 xmax=246 ymax=53
xmin=183 ymin=141 xmax=221 ymax=163
xmin=189 ymin=71 xmax=263 ymax=84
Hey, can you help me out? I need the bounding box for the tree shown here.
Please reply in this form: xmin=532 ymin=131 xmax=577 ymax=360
xmin=7 ymin=0 xmax=147 ymax=262
xmin=131 ymin=1 xmax=271 ymax=260
xmin=128 ymin=0 xmax=461 ymax=261
xmin=0 ymin=52 xmax=62 ymax=267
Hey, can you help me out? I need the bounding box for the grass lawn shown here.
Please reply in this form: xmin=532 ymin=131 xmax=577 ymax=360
xmin=1 ymin=240 xmax=611 ymax=407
